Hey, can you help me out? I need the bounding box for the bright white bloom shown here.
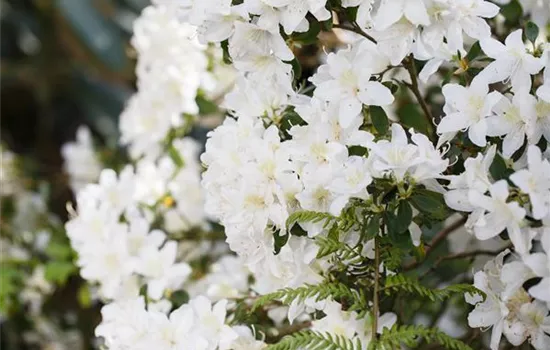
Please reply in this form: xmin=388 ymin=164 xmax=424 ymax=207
xmin=469 ymin=181 xmax=527 ymax=254
xmin=523 ymin=231 xmax=550 ymax=302
xmin=374 ymin=0 xmax=430 ymax=31
xmin=368 ymin=124 xmax=421 ymax=181
xmin=444 ymin=0 xmax=500 ymax=52
xmin=486 ymin=92 xmax=537 ymax=157
xmin=466 ymin=250 xmax=534 ymax=350
xmin=96 ymin=296 xmax=238 ymax=350
xmin=310 ymin=39 xmax=393 ymax=127
xmin=258 ymin=0 xmax=330 ymax=35
xmin=437 ymin=76 xmax=502 ymax=147
xmin=510 ymin=146 xmax=550 ymax=220
xmin=480 ymin=29 xmax=544 ymax=93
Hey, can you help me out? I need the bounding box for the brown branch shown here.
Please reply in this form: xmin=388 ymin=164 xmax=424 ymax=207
xmin=404 ymin=55 xmax=435 ymax=138
xmin=403 ymin=216 xmax=467 ymax=271
xmin=332 ymin=23 xmax=377 ymax=44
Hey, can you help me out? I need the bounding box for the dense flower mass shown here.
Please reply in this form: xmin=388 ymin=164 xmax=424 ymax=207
xmin=4 ymin=0 xmax=550 ymax=349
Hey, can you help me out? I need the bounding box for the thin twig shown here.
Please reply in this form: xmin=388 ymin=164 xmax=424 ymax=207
xmin=403 ymin=216 xmax=467 ymax=271
xmin=372 ymin=237 xmax=380 ymax=338
xmin=332 ymin=23 xmax=377 ymax=44
xmin=404 ymin=55 xmax=435 ymax=138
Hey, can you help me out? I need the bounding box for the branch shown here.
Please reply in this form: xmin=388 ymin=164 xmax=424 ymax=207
xmin=403 ymin=55 xmax=435 ymax=139
xmin=372 ymin=237 xmax=381 ymax=338
xmin=403 ymin=216 xmax=467 ymax=271
xmin=332 ymin=23 xmax=377 ymax=44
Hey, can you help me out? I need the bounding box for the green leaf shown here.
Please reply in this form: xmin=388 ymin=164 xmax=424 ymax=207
xmin=273 ymin=230 xmax=290 ymax=255
xmin=383 ymin=274 xmax=485 ymax=302
xmin=526 ymin=21 xmax=540 ymax=43
xmin=465 ymin=41 xmax=482 ymax=62
xmin=285 ymin=210 xmax=336 ymax=229
xmin=376 ymin=324 xmax=474 ymax=350
xmin=45 ymin=261 xmax=76 ymax=285
xmin=288 ymin=58 xmax=302 ymax=82
xmin=410 ymin=189 xmax=447 ymax=219
xmin=221 ymin=40 xmax=232 ymax=64
xmin=370 ymin=105 xmax=389 ymax=135
xmin=170 ymin=290 xmax=189 ymax=308
xmin=196 ymin=95 xmax=218 ymax=115
xmin=489 ymin=153 xmax=512 ymax=181
xmin=395 ymin=201 xmax=413 ymax=234
xmin=361 ymin=214 xmax=380 ymax=241
xmin=268 ymin=330 xmax=363 ymax=350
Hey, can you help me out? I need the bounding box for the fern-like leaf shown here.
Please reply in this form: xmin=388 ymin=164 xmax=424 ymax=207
xmin=252 ymin=283 xmax=367 ymax=314
xmin=382 ymin=275 xmax=485 ymax=302
xmin=268 ymin=330 xmax=363 ymax=350
xmin=286 ymin=211 xmax=336 ymax=229
xmin=374 ymin=324 xmax=473 ymax=350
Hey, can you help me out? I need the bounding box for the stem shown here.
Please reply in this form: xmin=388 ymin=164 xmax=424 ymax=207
xmin=404 ymin=56 xmax=435 ymax=138
xmin=403 ymin=216 xmax=467 ymax=271
xmin=372 ymin=237 xmax=380 ymax=339
xmin=332 ymin=23 xmax=377 ymax=44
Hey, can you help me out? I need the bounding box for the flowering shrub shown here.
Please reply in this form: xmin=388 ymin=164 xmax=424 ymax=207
xmin=2 ymin=0 xmax=550 ymax=349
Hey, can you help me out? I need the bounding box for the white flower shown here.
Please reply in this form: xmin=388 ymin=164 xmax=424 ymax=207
xmin=368 ymin=124 xmax=420 ymax=181
xmin=444 ymin=0 xmax=500 ymax=52
xmin=510 ymin=146 xmax=550 ymax=220
xmin=374 ymin=0 xmax=430 ymax=31
xmin=310 ymin=40 xmax=393 ymax=127
xmin=466 ymin=250 xmax=532 ymax=350
xmin=486 ymin=92 xmax=537 ymax=158
xmin=229 ymin=22 xmax=293 ymax=62
xmin=260 ymin=0 xmax=330 ymax=35
xmin=437 ymin=76 xmax=502 ymax=147
xmin=480 ymin=29 xmax=544 ymax=93
xmin=469 ymin=181 xmax=527 ymax=253
xmin=523 ymin=231 xmax=550 ymax=303
xmin=136 ymin=241 xmax=192 ymax=300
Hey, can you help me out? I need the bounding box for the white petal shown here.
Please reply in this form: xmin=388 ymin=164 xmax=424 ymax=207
xmin=358 ymin=81 xmax=394 ymax=106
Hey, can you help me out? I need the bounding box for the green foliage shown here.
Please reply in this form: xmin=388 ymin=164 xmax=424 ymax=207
xmin=286 ymin=211 xmax=337 ymax=230
xmin=268 ymin=330 xmax=363 ymax=350
xmin=410 ymin=189 xmax=448 ymax=220
xmin=252 ymin=282 xmax=367 ymax=315
xmin=374 ymin=325 xmax=473 ymax=350
xmin=525 ymin=21 xmax=540 ymax=43
xmin=315 ymin=236 xmax=363 ymax=265
xmin=382 ymin=274 xmax=485 ymax=302
xmin=44 ymin=261 xmax=76 ymax=285
xmin=490 ymin=153 xmax=513 ymax=181
xmin=369 ymin=106 xmax=389 ymax=135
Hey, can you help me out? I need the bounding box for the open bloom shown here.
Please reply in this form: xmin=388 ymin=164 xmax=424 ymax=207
xmin=437 ymin=76 xmax=502 ymax=147
xmin=480 ymin=29 xmax=544 ymax=93
xmin=469 ymin=181 xmax=527 ymax=254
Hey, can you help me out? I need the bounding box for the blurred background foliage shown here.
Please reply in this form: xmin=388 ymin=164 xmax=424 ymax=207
xmin=1 ymin=0 xmax=147 ymax=214
xmin=1 ymin=1 xmax=147 ymax=348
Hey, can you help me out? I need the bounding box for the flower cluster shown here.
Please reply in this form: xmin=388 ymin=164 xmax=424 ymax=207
xmin=37 ymin=0 xmax=550 ymax=349
xmin=95 ymin=296 xmax=264 ymax=350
